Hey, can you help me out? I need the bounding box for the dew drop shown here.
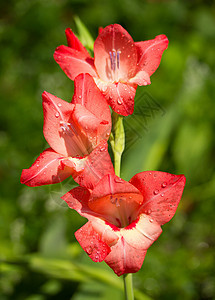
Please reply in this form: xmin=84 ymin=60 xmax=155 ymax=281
xmin=78 ymin=95 xmax=82 ymax=99
xmin=57 ymin=103 xmax=62 ymax=107
xmin=147 ymin=209 xmax=152 ymax=214
xmin=102 ymin=86 xmax=107 ymax=92
xmin=161 ymin=193 xmax=164 ymax=197
xmin=55 ymin=112 xmax=60 ymax=118
xmin=117 ymin=99 xmax=122 ymax=105
xmin=161 ymin=182 xmax=167 ymax=188
xmin=127 ymin=54 xmax=130 ymax=58
xmin=114 ymin=177 xmax=123 ymax=183
xmin=153 ymin=189 xmax=159 ymax=195
xmin=100 ymin=147 xmax=105 ymax=152
xmin=149 ymin=219 xmax=153 ymax=223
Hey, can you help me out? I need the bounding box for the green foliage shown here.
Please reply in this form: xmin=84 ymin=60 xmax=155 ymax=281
xmin=1 ymin=0 xmax=215 ymax=299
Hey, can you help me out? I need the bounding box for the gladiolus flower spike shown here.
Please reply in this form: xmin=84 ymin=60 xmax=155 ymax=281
xmin=62 ymin=171 xmax=186 ymax=276
xmin=54 ymin=24 xmax=168 ymax=116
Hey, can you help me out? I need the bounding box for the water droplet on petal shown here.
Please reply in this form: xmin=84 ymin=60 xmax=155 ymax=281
xmin=55 ymin=112 xmax=60 ymax=118
xmin=161 ymin=193 xmax=164 ymax=197
xmin=149 ymin=219 xmax=153 ymax=223
xmin=114 ymin=177 xmax=123 ymax=183
xmin=147 ymin=209 xmax=152 ymax=214
xmin=102 ymin=86 xmax=107 ymax=92
xmin=57 ymin=103 xmax=62 ymax=107
xmin=127 ymin=54 xmax=130 ymax=58
xmin=117 ymin=99 xmax=122 ymax=105
xmin=78 ymin=95 xmax=82 ymax=99
xmin=153 ymin=189 xmax=159 ymax=195
xmin=161 ymin=182 xmax=167 ymax=188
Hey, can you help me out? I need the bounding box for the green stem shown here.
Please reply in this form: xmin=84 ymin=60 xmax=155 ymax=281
xmin=110 ymin=111 xmax=125 ymax=177
xmin=123 ymin=274 xmax=134 ymax=300
xmin=110 ymin=112 xmax=134 ymax=300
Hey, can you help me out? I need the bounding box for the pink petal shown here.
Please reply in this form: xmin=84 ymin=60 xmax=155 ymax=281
xmin=129 ymin=171 xmax=186 ymax=225
xmin=63 ymin=140 xmax=115 ymax=189
xmin=72 ymin=73 xmax=111 ymax=138
xmin=94 ymin=80 xmax=136 ymax=116
xmin=135 ymin=34 xmax=169 ymax=77
xmin=54 ymin=45 xmax=98 ymax=81
xmin=105 ymin=236 xmax=147 ymax=276
xmin=122 ymin=214 xmax=162 ymax=250
xmin=91 ymin=220 xmax=119 ymax=246
xmin=94 ymin=24 xmax=137 ymax=82
xmin=65 ymin=28 xmax=90 ymax=56
xmin=129 ymin=70 xmax=151 ymax=86
xmin=75 ymin=222 xmax=111 ymax=262
xmin=20 ymin=148 xmax=72 ymax=187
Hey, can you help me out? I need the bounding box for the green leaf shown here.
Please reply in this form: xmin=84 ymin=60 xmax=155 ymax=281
xmin=74 ymin=16 xmax=94 ymax=53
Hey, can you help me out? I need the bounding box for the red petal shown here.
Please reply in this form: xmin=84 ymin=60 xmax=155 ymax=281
xmin=105 ymin=236 xmax=147 ymax=276
xmin=68 ymin=140 xmax=115 ymax=189
xmin=43 ymin=91 xmax=105 ymax=157
xmin=71 ymin=103 xmax=107 ymax=153
xmin=20 ymin=148 xmax=72 ymax=187
xmin=91 ymin=174 xmax=141 ymax=201
xmin=135 ymin=34 xmax=169 ymax=77
xmin=65 ymin=28 xmax=90 ymax=56
xmin=72 ymin=73 xmax=111 ymax=137
xmin=43 ymin=91 xmax=83 ymax=157
xmin=62 ymin=186 xmax=92 ymax=217
xmin=88 ymin=174 xmax=143 ymax=226
xmin=129 ymin=171 xmax=186 ymax=225
xmin=54 ymin=45 xmax=98 ymax=81
xmin=75 ymin=222 xmax=111 ymax=262
xmin=96 ymin=81 xmax=136 ymax=116
xmin=94 ymin=24 xmax=137 ymax=82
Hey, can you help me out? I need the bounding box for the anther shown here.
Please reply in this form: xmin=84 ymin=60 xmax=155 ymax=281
xmin=113 ymin=51 xmax=116 ymax=71
xmin=109 ymin=50 xmax=121 ymax=71
xmin=117 ymin=51 xmax=120 ymax=69
xmin=109 ymin=51 xmax=113 ymax=70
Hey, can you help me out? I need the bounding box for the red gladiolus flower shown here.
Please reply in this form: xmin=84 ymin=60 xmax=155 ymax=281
xmin=54 ymin=24 xmax=168 ymax=116
xmin=62 ymin=171 xmax=186 ymax=276
xmin=21 ymin=74 xmax=114 ymax=189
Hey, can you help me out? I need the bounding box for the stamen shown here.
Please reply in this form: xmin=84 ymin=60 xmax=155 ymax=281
xmin=117 ymin=51 xmax=120 ymax=69
xmin=109 ymin=50 xmax=121 ymax=71
xmin=112 ymin=51 xmax=116 ymax=71
xmin=60 ymin=121 xmax=74 ymax=136
xmin=109 ymin=51 xmax=113 ymax=70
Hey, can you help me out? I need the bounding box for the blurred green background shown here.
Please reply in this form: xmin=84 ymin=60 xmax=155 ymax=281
xmin=1 ymin=0 xmax=215 ymax=299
